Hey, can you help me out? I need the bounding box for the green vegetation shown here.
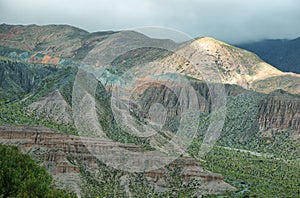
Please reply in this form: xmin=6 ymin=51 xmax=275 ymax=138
xmin=188 ymin=143 xmax=300 ymax=197
xmin=0 ymin=58 xmax=78 ymax=135
xmin=111 ymin=47 xmax=171 ymax=72
xmin=0 ymin=100 xmax=78 ymax=135
xmin=1 ymin=40 xmax=299 ymax=197
xmin=80 ymin=159 xmax=201 ymax=197
xmin=0 ymin=59 xmax=55 ymax=100
xmin=93 ymin=84 xmax=154 ymax=150
xmin=0 ymin=144 xmax=76 ymax=198
xmin=190 ymin=89 xmax=300 ymax=160
xmin=80 ymin=160 xmax=127 ymax=197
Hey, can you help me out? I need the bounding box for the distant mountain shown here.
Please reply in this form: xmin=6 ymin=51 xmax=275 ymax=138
xmin=0 ymin=24 xmax=299 ymax=197
xmin=0 ymin=23 xmax=116 ymax=60
xmin=236 ymin=38 xmax=300 ymax=74
xmin=1 ymin=24 xmax=299 ymax=94
xmin=0 ymin=24 xmax=175 ymax=61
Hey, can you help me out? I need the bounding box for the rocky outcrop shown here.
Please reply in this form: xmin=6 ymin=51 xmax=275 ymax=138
xmin=28 ymin=90 xmax=73 ymax=124
xmin=0 ymin=125 xmax=235 ymax=195
xmin=258 ymin=91 xmax=300 ymax=133
xmin=29 ymin=53 xmax=60 ymax=64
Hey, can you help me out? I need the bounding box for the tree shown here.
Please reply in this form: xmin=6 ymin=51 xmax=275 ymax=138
xmin=0 ymin=144 xmax=75 ymax=198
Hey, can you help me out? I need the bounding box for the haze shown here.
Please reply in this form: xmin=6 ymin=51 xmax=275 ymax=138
xmin=1 ymin=0 xmax=299 ymax=43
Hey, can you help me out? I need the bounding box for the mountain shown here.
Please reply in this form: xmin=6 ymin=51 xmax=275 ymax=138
xmin=0 ymin=24 xmax=299 ymax=197
xmin=0 ymin=23 xmax=116 ymax=60
xmin=0 ymin=23 xmax=175 ymax=61
xmin=1 ymin=24 xmax=298 ymax=94
xmin=160 ymin=37 xmax=300 ymax=94
xmin=237 ymin=38 xmax=300 ymax=74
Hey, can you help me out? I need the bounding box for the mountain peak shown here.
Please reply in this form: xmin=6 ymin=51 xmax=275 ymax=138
xmin=161 ymin=36 xmax=300 ymax=94
xmin=1 ymin=24 xmax=299 ymax=94
xmin=194 ymin=36 xmax=228 ymax=44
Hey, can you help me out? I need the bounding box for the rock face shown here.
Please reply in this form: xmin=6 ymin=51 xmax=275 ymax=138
xmin=258 ymin=91 xmax=300 ymax=132
xmin=0 ymin=125 xmax=235 ymax=195
xmin=29 ymin=53 xmax=60 ymax=64
xmin=28 ymin=90 xmax=73 ymax=124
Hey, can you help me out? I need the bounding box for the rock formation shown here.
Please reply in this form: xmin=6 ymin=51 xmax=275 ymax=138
xmin=0 ymin=125 xmax=235 ymax=195
xmin=258 ymin=90 xmax=300 ymax=132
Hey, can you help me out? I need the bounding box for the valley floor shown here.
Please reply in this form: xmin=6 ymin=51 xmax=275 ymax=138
xmin=202 ymin=146 xmax=300 ymax=197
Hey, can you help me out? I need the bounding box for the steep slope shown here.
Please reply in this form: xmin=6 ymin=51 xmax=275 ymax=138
xmin=258 ymin=90 xmax=300 ymax=132
xmin=0 ymin=58 xmax=76 ymax=101
xmin=237 ymin=38 xmax=300 ymax=73
xmin=160 ymin=37 xmax=300 ymax=94
xmin=28 ymin=90 xmax=73 ymax=124
xmin=0 ymin=58 xmax=56 ymax=100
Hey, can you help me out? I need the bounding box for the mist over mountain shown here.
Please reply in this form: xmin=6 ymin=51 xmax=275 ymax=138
xmin=237 ymin=38 xmax=300 ymax=74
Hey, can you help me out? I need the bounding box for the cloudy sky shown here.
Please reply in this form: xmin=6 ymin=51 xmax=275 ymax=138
xmin=1 ymin=0 xmax=299 ymax=43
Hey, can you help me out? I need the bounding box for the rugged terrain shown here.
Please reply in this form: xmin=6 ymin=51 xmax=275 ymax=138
xmin=0 ymin=125 xmax=235 ymax=196
xmin=160 ymin=37 xmax=300 ymax=94
xmin=0 ymin=24 xmax=299 ymax=197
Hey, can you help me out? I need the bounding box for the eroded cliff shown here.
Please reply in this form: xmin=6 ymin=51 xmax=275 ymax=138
xmin=0 ymin=125 xmax=235 ymax=195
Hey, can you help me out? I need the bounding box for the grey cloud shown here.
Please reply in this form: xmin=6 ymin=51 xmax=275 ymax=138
xmin=0 ymin=0 xmax=299 ymax=43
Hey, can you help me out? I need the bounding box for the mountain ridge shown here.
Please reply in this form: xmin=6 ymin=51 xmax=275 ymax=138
xmin=0 ymin=23 xmax=299 ymax=197
xmin=237 ymin=37 xmax=300 ymax=74
xmin=1 ymin=24 xmax=299 ymax=94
